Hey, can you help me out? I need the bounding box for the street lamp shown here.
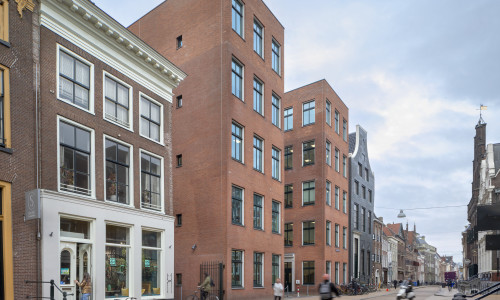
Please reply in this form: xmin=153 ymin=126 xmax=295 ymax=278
xmin=397 ymin=209 xmax=406 ymax=218
xmin=398 ymin=211 xmax=407 ymax=280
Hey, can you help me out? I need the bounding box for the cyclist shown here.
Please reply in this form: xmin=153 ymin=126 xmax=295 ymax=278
xmin=200 ymin=273 xmax=212 ymax=300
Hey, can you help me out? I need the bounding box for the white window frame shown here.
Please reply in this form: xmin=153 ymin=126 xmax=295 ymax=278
xmin=232 ymin=57 xmax=244 ymax=101
xmin=326 ymin=221 xmax=331 ymax=246
xmin=302 ymin=100 xmax=315 ymax=126
xmin=232 ymin=0 xmax=244 ymax=38
xmin=284 ymin=107 xmax=293 ymax=131
xmin=102 ymin=71 xmax=134 ymax=131
xmin=56 ymin=115 xmax=96 ymax=199
xmin=56 ymin=44 xmax=95 ymax=114
xmin=326 ymin=181 xmax=331 ymax=206
xmin=271 ymin=38 xmax=281 ymax=75
xmin=139 ymin=148 xmax=165 ymax=213
xmin=232 ymin=121 xmax=245 ymax=163
xmin=335 ymin=224 xmax=340 ymax=247
xmin=253 ymin=193 xmax=264 ymax=230
xmin=253 ymin=77 xmax=264 ymax=116
xmin=272 ymin=93 xmax=281 ymax=129
xmin=302 ymin=180 xmax=315 ymax=206
xmin=232 ymin=249 xmax=245 ymax=288
xmin=105 ymin=222 xmax=133 ymax=295
xmin=335 ymin=186 xmax=340 ymax=210
xmin=326 ymin=100 xmax=331 ymax=126
xmin=272 ymin=200 xmax=281 ymax=234
xmin=253 ymin=135 xmax=264 ymax=173
xmin=139 ymin=92 xmax=164 ymax=145
xmin=272 ymin=146 xmax=281 ymax=181
xmin=253 ymin=252 xmax=264 ymax=287
xmin=326 ymin=140 xmax=331 ymax=166
xmin=141 ymin=228 xmax=164 ymax=298
xmin=232 ymin=185 xmax=245 ymax=226
xmin=103 ymin=135 xmax=134 ymax=207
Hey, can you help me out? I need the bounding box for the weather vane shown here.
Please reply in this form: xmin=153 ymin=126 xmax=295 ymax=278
xmin=478 ymin=104 xmax=487 ymax=124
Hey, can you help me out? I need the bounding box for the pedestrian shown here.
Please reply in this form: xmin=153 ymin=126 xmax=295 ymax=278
xmin=74 ymin=272 xmax=92 ymax=300
xmin=273 ymin=278 xmax=284 ymax=300
xmin=319 ymin=274 xmax=340 ymax=300
xmin=200 ymin=272 xmax=212 ymax=300
xmin=393 ymin=279 xmax=398 ymax=290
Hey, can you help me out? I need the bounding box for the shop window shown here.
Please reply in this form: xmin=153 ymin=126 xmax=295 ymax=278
xmin=142 ymin=230 xmax=162 ymax=296
xmin=60 ymin=218 xmax=90 ymax=239
xmin=0 ymin=184 xmax=13 ymax=299
xmin=105 ymin=224 xmax=130 ymax=298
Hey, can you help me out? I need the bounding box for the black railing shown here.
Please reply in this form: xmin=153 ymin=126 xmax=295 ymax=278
xmin=200 ymin=261 xmax=224 ymax=300
xmin=26 ymin=280 xmax=74 ymax=300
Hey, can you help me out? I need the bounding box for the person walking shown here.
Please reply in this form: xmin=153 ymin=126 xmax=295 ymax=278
xmin=200 ymin=272 xmax=212 ymax=300
xmin=74 ymin=272 xmax=92 ymax=300
xmin=393 ymin=279 xmax=398 ymax=290
xmin=319 ymin=274 xmax=340 ymax=300
xmin=273 ymin=278 xmax=284 ymax=300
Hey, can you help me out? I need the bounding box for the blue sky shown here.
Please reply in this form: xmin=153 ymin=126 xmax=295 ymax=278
xmin=93 ymin=0 xmax=500 ymax=263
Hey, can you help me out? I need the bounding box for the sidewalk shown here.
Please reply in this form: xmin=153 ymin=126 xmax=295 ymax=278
xmin=294 ymin=286 xmax=447 ymax=300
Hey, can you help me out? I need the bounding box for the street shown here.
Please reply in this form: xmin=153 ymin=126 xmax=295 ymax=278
xmin=294 ymin=286 xmax=454 ymax=300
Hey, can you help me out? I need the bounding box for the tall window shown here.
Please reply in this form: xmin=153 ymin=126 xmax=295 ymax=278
xmin=59 ymin=120 xmax=91 ymax=196
xmin=343 ymin=119 xmax=347 ymax=142
xmin=335 ymin=224 xmax=339 ymax=247
xmin=354 ymin=204 xmax=359 ymax=230
xmin=59 ymin=50 xmax=91 ymax=110
xmin=104 ymin=75 xmax=130 ymax=127
xmin=253 ymin=194 xmax=263 ymax=230
xmin=343 ymin=191 xmax=347 ymax=213
xmin=368 ymin=211 xmax=372 ymax=234
xmin=272 ymin=147 xmax=280 ymax=180
xmin=254 ymin=252 xmax=263 ymax=287
xmin=284 ymin=107 xmax=293 ymax=131
xmin=253 ymin=136 xmax=263 ymax=172
xmin=231 ymin=123 xmax=243 ymax=162
xmin=326 ymin=141 xmax=331 ymax=166
xmin=284 ymin=223 xmax=293 ymax=247
xmin=303 ymin=221 xmax=315 ymax=245
xmin=302 ymin=141 xmax=315 ymax=165
xmin=303 ymin=100 xmax=315 ymax=126
xmin=302 ymin=181 xmax=315 ymax=206
xmin=284 ymin=146 xmax=293 ymax=170
xmin=232 ymin=250 xmax=243 ymax=287
xmin=272 ymin=255 xmax=280 ymax=285
xmin=141 ymin=152 xmax=162 ymax=211
xmin=361 ymin=207 xmax=366 ymax=232
xmin=232 ymin=186 xmax=243 ymax=225
xmin=285 ymin=184 xmax=293 ymax=208
xmin=358 ymin=163 xmax=363 ymax=176
xmin=335 ymin=110 xmax=339 ymax=133
xmin=231 ymin=59 xmax=243 ymax=99
xmin=343 ymin=227 xmax=347 ymax=249
xmin=365 ymin=168 xmax=369 ymax=181
xmin=272 ymin=200 xmax=280 ymax=233
xmin=140 ymin=96 xmax=161 ymax=142
xmin=343 ymin=155 xmax=347 ymax=177
xmin=335 ymin=262 xmax=340 ymax=284
xmin=326 ymin=221 xmax=331 ymax=246
xmin=326 ymin=100 xmax=331 ymax=125
xmin=105 ymin=139 xmax=130 ymax=204
xmin=253 ymin=78 xmax=263 ymax=114
xmin=369 ymin=190 xmax=373 ymax=203
xmin=326 ymin=261 xmax=331 ymax=281
xmin=335 ymin=148 xmax=339 ymax=172
xmin=303 ymin=261 xmax=315 ymax=285
xmin=355 ymin=180 xmax=359 ymax=195
xmin=272 ymin=94 xmax=280 ymax=128
xmin=335 ymin=186 xmax=340 ymax=210
xmin=362 ymin=185 xmax=366 ymax=199
xmin=343 ymin=263 xmax=347 ymax=284
xmin=105 ymin=225 xmax=130 ymax=298
xmin=272 ymin=39 xmax=281 ymax=74
xmin=142 ymin=230 xmax=162 ymax=296
xmin=231 ymin=0 xmax=243 ymax=36
xmin=253 ymin=20 xmax=263 ymax=57
xmin=0 ymin=70 xmax=4 ymax=147
xmin=326 ymin=181 xmax=331 ymax=206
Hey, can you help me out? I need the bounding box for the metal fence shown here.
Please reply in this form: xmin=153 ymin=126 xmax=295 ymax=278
xmin=200 ymin=261 xmax=224 ymax=300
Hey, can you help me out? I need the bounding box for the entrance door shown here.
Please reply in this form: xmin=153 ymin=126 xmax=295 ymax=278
xmin=60 ymin=242 xmax=77 ymax=298
xmin=77 ymin=244 xmax=92 ymax=299
xmin=284 ymin=262 xmax=292 ymax=293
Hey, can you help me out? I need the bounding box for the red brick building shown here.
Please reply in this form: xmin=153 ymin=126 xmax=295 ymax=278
xmin=130 ymin=1 xmax=285 ymax=299
xmin=282 ymin=80 xmax=349 ymax=292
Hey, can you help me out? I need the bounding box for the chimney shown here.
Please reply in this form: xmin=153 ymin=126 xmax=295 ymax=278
xmin=414 ymin=223 xmax=416 ymax=233
xmin=379 ymin=217 xmax=384 ymax=223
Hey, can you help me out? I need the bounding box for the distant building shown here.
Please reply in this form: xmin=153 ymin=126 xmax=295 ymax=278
xmin=373 ymin=216 xmax=384 ymax=285
xmin=349 ymin=125 xmax=375 ymax=283
xmin=283 ymin=79 xmax=349 ymax=291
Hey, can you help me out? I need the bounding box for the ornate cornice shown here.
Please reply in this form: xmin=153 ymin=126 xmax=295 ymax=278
xmin=40 ymin=0 xmax=186 ymax=101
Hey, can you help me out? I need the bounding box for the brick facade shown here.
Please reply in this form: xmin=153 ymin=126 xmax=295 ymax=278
xmin=283 ymin=80 xmax=349 ymax=292
xmin=130 ymin=1 xmax=285 ymax=299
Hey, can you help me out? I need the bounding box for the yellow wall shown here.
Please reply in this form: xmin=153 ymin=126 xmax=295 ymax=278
xmin=0 ymin=182 xmax=13 ymax=300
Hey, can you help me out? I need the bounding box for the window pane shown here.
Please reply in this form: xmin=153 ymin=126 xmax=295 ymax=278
xmin=60 ymin=218 xmax=90 ymax=239
xmin=75 ymin=127 xmax=90 ymax=152
xmin=106 ymin=225 xmax=129 ymax=245
xmin=105 ymin=77 xmax=116 ymax=100
xmin=105 ymin=246 xmax=129 ymax=297
xmin=142 ymin=249 xmax=160 ymax=296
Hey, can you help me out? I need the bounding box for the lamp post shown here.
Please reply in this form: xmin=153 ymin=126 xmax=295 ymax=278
xmin=398 ymin=209 xmax=407 ymax=280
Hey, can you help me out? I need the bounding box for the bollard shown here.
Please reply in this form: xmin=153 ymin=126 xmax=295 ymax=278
xmin=297 ymin=285 xmax=300 ymax=297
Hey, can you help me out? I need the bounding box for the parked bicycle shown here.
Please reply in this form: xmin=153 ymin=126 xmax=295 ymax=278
xmin=186 ymin=286 xmax=219 ymax=300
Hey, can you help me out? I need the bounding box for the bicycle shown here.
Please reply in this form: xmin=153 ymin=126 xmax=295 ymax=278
xmin=186 ymin=286 xmax=219 ymax=300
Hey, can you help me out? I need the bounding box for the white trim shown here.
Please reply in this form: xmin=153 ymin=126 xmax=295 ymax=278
xmin=56 ymin=44 xmax=95 ymax=114
xmin=102 ymin=134 xmax=134 ymax=208
xmin=41 ymin=0 xmax=185 ymax=102
xmin=139 ymin=92 xmax=165 ymax=145
xmin=56 ymin=115 xmax=96 ymax=199
xmin=102 ymin=71 xmax=134 ymax=131
xmin=139 ymin=148 xmax=165 ymax=214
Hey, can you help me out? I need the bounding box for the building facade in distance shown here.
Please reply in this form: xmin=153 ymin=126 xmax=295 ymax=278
xmin=283 ymin=79 xmax=349 ymax=291
xmin=349 ymin=125 xmax=375 ymax=283
xmin=130 ymin=1 xmax=285 ymax=298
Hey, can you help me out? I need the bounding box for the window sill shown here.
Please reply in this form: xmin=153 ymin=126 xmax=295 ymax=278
xmin=302 ymin=203 xmax=315 ymax=207
xmin=254 ymin=227 xmax=264 ymax=232
xmin=232 ymin=29 xmax=245 ymax=42
xmin=253 ymin=168 xmax=264 ymax=174
xmin=232 ymin=222 xmax=245 ymax=227
xmin=302 ymin=243 xmax=315 ymax=247
xmin=272 ymin=231 xmax=281 ymax=235
xmin=0 ymin=146 xmax=13 ymax=154
xmin=272 ymin=177 xmax=281 ymax=183
xmin=176 ymin=165 xmax=183 ymax=168
xmin=285 ymin=206 xmax=293 ymax=209
xmin=284 ymin=129 xmax=293 ymax=132
xmin=302 ymin=123 xmax=315 ymax=127
xmin=0 ymin=39 xmax=11 ymax=48
xmin=284 ymin=168 xmax=292 ymax=171
xmin=302 ymin=163 xmax=315 ymax=167
xmin=232 ymin=286 xmax=245 ymax=290
xmin=253 ymin=286 xmax=265 ymax=289
xmin=231 ymin=158 xmax=244 ymax=165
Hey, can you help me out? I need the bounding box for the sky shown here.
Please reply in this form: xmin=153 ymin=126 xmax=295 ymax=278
xmin=93 ymin=0 xmax=500 ymax=263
